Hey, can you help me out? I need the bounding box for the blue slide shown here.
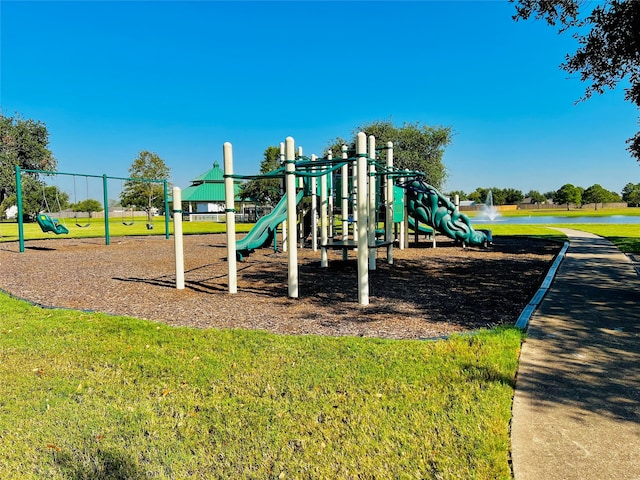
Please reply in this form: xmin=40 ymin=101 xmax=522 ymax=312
xmin=236 ymin=190 xmax=304 ymax=260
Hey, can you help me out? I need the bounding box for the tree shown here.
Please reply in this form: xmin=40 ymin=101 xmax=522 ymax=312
xmin=72 ymin=198 xmax=103 ymax=217
xmin=622 ymin=182 xmax=640 ymax=206
xmin=543 ymin=190 xmax=558 ymax=202
xmin=525 ymin=190 xmax=547 ymax=204
xmin=582 ymin=183 xmax=609 ymax=209
xmin=0 ymin=113 xmax=56 ymax=204
xmin=488 ymin=188 xmax=507 ymax=205
xmin=239 ymin=146 xmax=283 ymax=205
xmin=326 ymin=120 xmax=452 ymax=190
xmin=555 ymin=183 xmax=582 ymax=209
xmin=503 ymin=188 xmax=525 ymax=204
xmin=120 ymin=151 xmax=170 ymax=225
xmin=11 ymin=183 xmax=69 ymax=221
xmin=512 ymin=0 xmax=640 ymax=160
xmin=447 ymin=190 xmax=468 ymax=201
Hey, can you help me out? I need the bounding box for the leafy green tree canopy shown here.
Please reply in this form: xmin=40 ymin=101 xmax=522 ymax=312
xmin=72 ymin=198 xmax=103 ymax=216
xmin=1 ymin=113 xmax=56 ymax=204
xmin=326 ymin=120 xmax=452 ymax=190
xmin=512 ymin=0 xmax=640 ymax=160
xmin=582 ymin=183 xmax=622 ymax=208
xmin=120 ymin=151 xmax=170 ymax=223
xmin=525 ymin=190 xmax=547 ymax=204
xmin=239 ymin=146 xmax=283 ymax=205
xmin=467 ymin=187 xmax=523 ymax=205
xmin=555 ymin=183 xmax=582 ymax=208
xmin=503 ymin=188 xmax=525 ymax=204
xmin=26 ymin=184 xmax=69 ymax=220
xmin=447 ymin=190 xmax=468 ymax=201
xmin=622 ymin=182 xmax=640 ymax=206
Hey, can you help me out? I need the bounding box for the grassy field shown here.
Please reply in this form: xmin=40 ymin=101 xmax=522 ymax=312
xmin=0 ymin=293 xmax=522 ymax=479
xmin=554 ymin=224 xmax=640 ymax=253
xmin=0 ymin=217 xmax=251 ymax=243
xmin=2 ymin=214 xmax=638 ymax=478
xmin=468 ymin=207 xmax=640 ymax=217
xmin=475 ymin=223 xmax=640 ymax=254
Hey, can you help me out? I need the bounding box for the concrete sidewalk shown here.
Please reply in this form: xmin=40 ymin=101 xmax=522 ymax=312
xmin=511 ymin=229 xmax=640 ymax=480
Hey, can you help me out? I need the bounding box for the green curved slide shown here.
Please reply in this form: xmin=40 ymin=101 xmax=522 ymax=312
xmin=236 ymin=190 xmax=304 ymax=259
xmin=403 ymin=179 xmax=491 ymax=247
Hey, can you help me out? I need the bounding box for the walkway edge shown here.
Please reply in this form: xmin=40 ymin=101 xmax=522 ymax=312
xmin=515 ymin=241 xmax=569 ymax=330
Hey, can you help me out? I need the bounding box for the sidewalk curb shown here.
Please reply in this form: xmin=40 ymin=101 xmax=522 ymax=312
xmin=515 ymin=241 xmax=569 ymax=330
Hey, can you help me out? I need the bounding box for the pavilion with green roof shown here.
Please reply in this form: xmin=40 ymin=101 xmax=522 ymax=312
xmin=180 ymin=162 xmax=246 ymax=221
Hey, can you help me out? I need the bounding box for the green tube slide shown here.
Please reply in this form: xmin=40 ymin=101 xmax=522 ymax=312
xmin=236 ymin=190 xmax=304 ymax=259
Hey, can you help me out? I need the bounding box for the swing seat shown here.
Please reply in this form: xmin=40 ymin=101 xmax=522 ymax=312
xmin=36 ymin=214 xmax=69 ymax=235
xmin=75 ymin=214 xmax=91 ymax=228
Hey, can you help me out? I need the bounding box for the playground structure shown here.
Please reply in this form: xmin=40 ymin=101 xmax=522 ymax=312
xmin=14 ymin=166 xmax=170 ymax=252
xmin=222 ymin=133 xmax=492 ymax=305
xmin=234 ymin=190 xmax=305 ymax=261
xmin=12 ymin=137 xmax=492 ymax=302
xmin=404 ymin=178 xmax=492 ymax=247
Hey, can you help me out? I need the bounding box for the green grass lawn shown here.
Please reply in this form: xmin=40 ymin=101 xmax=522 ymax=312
xmin=554 ymin=224 xmax=640 ymax=253
xmin=468 ymin=207 xmax=640 ymax=218
xmin=0 ymin=217 xmax=252 ymax=243
xmin=2 ymin=216 xmax=638 ymax=478
xmin=0 ymin=293 xmax=522 ymax=479
xmin=475 ymin=223 xmax=640 ymax=254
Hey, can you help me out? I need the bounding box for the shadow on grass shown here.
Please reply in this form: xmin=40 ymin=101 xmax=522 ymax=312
xmin=607 ymin=236 xmax=640 ymax=254
xmin=54 ymin=448 xmax=150 ymax=480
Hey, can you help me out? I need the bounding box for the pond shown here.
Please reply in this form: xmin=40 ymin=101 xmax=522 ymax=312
xmin=472 ymin=215 xmax=640 ymax=225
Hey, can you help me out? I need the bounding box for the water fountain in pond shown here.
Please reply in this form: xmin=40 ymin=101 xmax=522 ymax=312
xmin=478 ymin=190 xmax=500 ymax=221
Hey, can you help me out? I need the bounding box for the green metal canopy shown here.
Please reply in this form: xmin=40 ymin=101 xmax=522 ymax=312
xmin=180 ymin=162 xmax=243 ymax=202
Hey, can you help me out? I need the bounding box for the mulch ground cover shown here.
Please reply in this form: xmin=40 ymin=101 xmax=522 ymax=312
xmin=0 ymin=234 xmax=561 ymax=339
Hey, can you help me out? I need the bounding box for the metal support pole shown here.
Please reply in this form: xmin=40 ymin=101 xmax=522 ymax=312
xmin=280 ymin=142 xmax=287 ymax=253
xmin=341 ymin=145 xmax=349 ymax=239
xmin=224 ymin=142 xmax=237 ymax=294
xmin=386 ymin=142 xmax=394 ymax=264
xmin=368 ymin=135 xmax=376 ymax=271
xmin=356 ymin=132 xmax=369 ymax=305
xmin=173 ymin=186 xmax=185 ymax=290
xmin=320 ymin=160 xmax=328 ymax=268
xmin=15 ymin=166 xmax=24 ymax=253
xmin=164 ymin=180 xmax=170 ymax=240
xmin=103 ymin=174 xmax=110 ymax=246
xmin=286 ymin=137 xmax=299 ymax=298
xmin=311 ymin=154 xmax=318 ymax=251
xmin=341 ymin=145 xmax=349 ymax=261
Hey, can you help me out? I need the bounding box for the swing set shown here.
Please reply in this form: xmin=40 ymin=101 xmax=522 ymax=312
xmin=14 ymin=166 xmax=170 ymax=253
xmin=73 ymin=175 xmax=91 ymax=228
xmin=35 ymin=183 xmax=69 ymax=235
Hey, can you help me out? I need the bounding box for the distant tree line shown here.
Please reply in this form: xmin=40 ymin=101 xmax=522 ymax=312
xmin=448 ymin=183 xmax=637 ymax=209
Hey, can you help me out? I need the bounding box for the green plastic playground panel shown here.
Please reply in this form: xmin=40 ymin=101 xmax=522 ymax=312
xmin=393 ymin=186 xmax=405 ymax=223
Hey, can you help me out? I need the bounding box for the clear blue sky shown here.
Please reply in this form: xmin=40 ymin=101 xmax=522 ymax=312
xmin=2 ymin=0 xmax=638 ymax=197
